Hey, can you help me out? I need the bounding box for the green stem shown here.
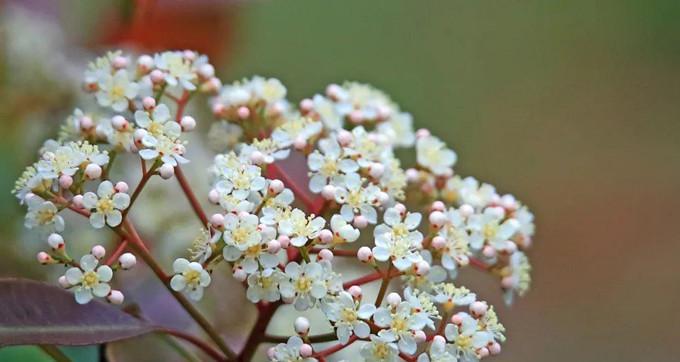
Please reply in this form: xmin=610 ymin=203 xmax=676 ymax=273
xmin=38 ymin=345 xmax=70 ymax=362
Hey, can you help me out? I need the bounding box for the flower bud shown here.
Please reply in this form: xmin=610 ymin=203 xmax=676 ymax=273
xmin=356 ymin=247 xmax=373 ymax=262
xmin=405 ymin=168 xmax=419 ymax=182
xmin=119 ymin=253 xmax=137 ymax=269
xmin=111 ymin=115 xmax=128 ymax=131
xmin=91 ymin=245 xmax=106 ymax=259
xmin=431 ymin=236 xmax=447 ymax=250
xmin=501 ymin=194 xmax=517 ymax=210
xmin=210 ymin=213 xmax=225 ymax=227
xmin=348 ymin=285 xmax=362 ymax=298
xmin=505 ymin=241 xmax=518 ymax=253
xmin=293 ymin=136 xmax=306 ymax=150
xmin=478 ymin=347 xmax=490 ymax=358
xmin=268 ymin=179 xmax=284 ymax=194
xmin=232 ymin=267 xmax=247 ymax=282
xmin=266 ymin=347 xmax=276 ymax=359
xmin=180 ymin=116 xmax=196 ymax=131
xmin=414 ymin=330 xmax=427 ymax=343
xmin=47 ymin=233 xmax=64 ymax=249
xmin=59 ymin=174 xmax=73 ymax=189
xmin=368 ymin=163 xmax=385 ymax=179
xmin=326 ymin=84 xmax=342 ymax=99
xmin=294 ymin=316 xmax=310 ymax=335
xmin=277 ymin=235 xmax=290 ymax=248
xmin=318 ymin=229 xmax=333 ymax=244
xmin=107 ymin=290 xmax=125 ymax=305
xmin=450 ymin=313 xmax=463 ymax=325
xmin=337 ymin=130 xmax=353 ymax=146
xmin=377 ymin=105 xmax=392 ymax=120
xmin=85 ymin=163 xmax=102 ymax=180
xmin=432 ymin=335 xmax=446 ymax=345
xmin=386 ymin=292 xmax=402 ymax=307
xmin=317 ymin=248 xmax=333 ymax=262
xmin=237 ymin=106 xmax=250 ymax=119
xmin=470 ymin=301 xmax=488 ymax=317
xmin=267 ymin=239 xmax=281 ymax=254
xmin=208 ymin=189 xmax=220 ymax=204
xmin=159 ymin=163 xmax=175 ymax=179
xmin=150 ymin=69 xmax=165 ymax=84
xmin=416 ymin=128 xmax=431 ymax=139
xmin=299 ymin=98 xmax=313 ymax=113
xmin=459 ymin=204 xmax=474 ymax=217
xmin=501 ymin=276 xmax=516 ymax=289
xmin=212 ymin=103 xmax=226 ymax=117
xmin=393 ymin=203 xmax=407 ymax=215
xmin=37 ymin=251 xmax=52 ymax=264
xmin=321 ymin=185 xmax=336 ymax=200
xmin=79 ymin=116 xmax=94 ymax=130
xmin=134 ymin=128 xmax=148 ymax=142
xmin=349 ymin=109 xmax=363 ymax=124
xmin=489 ymin=342 xmax=501 ymax=355
xmin=72 ymin=194 xmax=84 ymax=208
xmin=250 ymin=151 xmax=265 ymax=165
xmin=482 ymin=246 xmax=496 ymax=258
xmin=431 ymin=201 xmax=446 ymax=212
xmin=414 ymin=260 xmax=430 ymax=276
xmin=202 ymin=77 xmax=222 ymax=93
xmin=198 ymin=64 xmax=215 ymax=79
xmin=429 ymin=211 xmax=447 ymax=228
xmin=299 ymin=344 xmax=313 ymax=358
xmin=137 ymin=55 xmax=153 ymax=72
xmin=115 ymin=181 xmax=129 ymax=193
xmin=353 ymin=215 xmax=368 ymax=229
xmin=142 ymin=97 xmax=156 ymax=110
xmin=58 ymin=275 xmax=71 ymax=288
xmin=112 ymin=56 xmax=128 ymax=69
xmin=376 ymin=191 xmax=389 ymax=205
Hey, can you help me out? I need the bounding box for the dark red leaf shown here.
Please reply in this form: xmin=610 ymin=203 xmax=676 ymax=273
xmin=0 ymin=278 xmax=156 ymax=346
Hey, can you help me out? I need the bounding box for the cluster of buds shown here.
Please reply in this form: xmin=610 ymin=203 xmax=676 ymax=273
xmin=14 ymin=50 xmax=536 ymax=361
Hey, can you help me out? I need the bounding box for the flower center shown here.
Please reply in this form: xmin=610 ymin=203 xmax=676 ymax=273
xmin=294 ymin=276 xmax=312 ymax=293
xmin=340 ymin=307 xmax=357 ymax=323
xmin=111 ymin=85 xmax=125 ymax=99
xmin=483 ymin=222 xmax=499 ymax=239
xmin=82 ymin=271 xmax=99 ymax=288
xmin=183 ymin=269 xmax=201 ymax=286
xmin=391 ymin=315 xmax=408 ymax=333
xmin=320 ymin=159 xmax=338 ymax=176
xmin=96 ymin=198 xmax=114 ymax=214
xmin=148 ymin=121 xmax=163 ymax=136
xmin=36 ymin=208 xmax=56 ymax=225
xmin=374 ymin=343 xmax=390 ymax=358
xmin=456 ymin=334 xmax=472 ymax=350
xmin=392 ymin=223 xmax=409 ymax=239
xmin=232 ymin=227 xmax=250 ymax=245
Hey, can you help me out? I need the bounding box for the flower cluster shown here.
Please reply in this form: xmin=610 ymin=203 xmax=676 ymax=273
xmin=14 ymin=50 xmax=537 ymax=361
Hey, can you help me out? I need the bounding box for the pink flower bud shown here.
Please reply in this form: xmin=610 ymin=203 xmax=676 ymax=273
xmin=299 ymin=98 xmax=313 ymax=113
xmin=318 ymin=230 xmax=333 ymax=245
xmin=414 ymin=260 xmax=430 ymax=276
xmin=268 ymin=179 xmax=284 ymax=194
xmin=249 ymin=150 xmax=265 ymax=165
xmin=299 ymin=344 xmax=313 ymax=358
xmin=414 ymin=330 xmax=427 ymax=343
xmin=368 ymin=163 xmax=385 ymax=178
xmin=266 ymin=347 xmax=276 ymax=359
xmin=431 ymin=201 xmax=446 ymax=212
xmin=58 ymin=275 xmax=70 ymax=288
xmin=353 ymin=215 xmax=368 ymax=228
xmin=489 ymin=342 xmax=501 ymax=355
xmin=429 ymin=211 xmax=447 ymax=228
xmin=119 ymin=253 xmax=137 ymax=269
xmin=326 ymin=84 xmax=341 ymax=99
xmin=208 ymin=189 xmax=220 ymax=204
xmin=501 ymin=194 xmax=517 ymax=210
xmin=270 ymin=102 xmax=285 ymax=116
xmin=294 ymin=316 xmax=310 ymax=335
xmin=85 ymin=164 xmax=102 ymax=179
xmin=198 ymin=64 xmax=215 ymax=79
xmin=59 ymin=174 xmax=73 ymax=189
xmin=137 ymin=55 xmax=153 ymax=72
xmin=486 ymin=206 xmax=505 ymax=219
xmin=212 ymin=103 xmax=226 ymax=117
xmin=501 ymin=276 xmax=516 ymax=289
xmin=47 ymin=233 xmax=64 ymax=249
xmin=478 ymin=347 xmax=490 ymax=358
xmin=405 ymin=168 xmax=419 ymax=182
xmin=150 ymin=69 xmax=165 ymax=84
xmin=134 ymin=129 xmax=148 ymax=142
xmin=348 ymin=285 xmax=362 ymax=298
xmin=159 ymin=163 xmax=175 ymax=179
xmin=277 ymin=235 xmax=290 ymax=248
xmin=37 ymin=251 xmax=52 ymax=264
xmin=237 ymin=106 xmax=250 ymax=119
xmin=72 ymin=194 xmax=84 ymax=209
xmin=450 ymin=313 xmax=463 ymax=325
xmin=459 ymin=204 xmax=474 ymax=217
xmin=505 ymin=241 xmax=518 ymax=253
xmin=210 ymin=213 xmax=225 ymax=227
xmin=107 ymin=290 xmax=124 ymax=305
xmin=432 ymin=335 xmax=446 ymax=345
xmin=431 ymin=236 xmax=447 ymax=250
xmin=91 ymin=245 xmax=106 ymax=259
xmin=317 ymin=248 xmax=334 ymax=261
xmin=393 ymin=203 xmax=407 ymax=215
xmin=386 ymin=292 xmax=402 ymax=307
xmin=267 ymin=239 xmax=281 ymax=254
xmin=470 ymin=301 xmax=488 ymax=317
xmin=357 ymin=246 xmax=373 ymax=262
xmin=349 ymin=109 xmax=363 ymax=124
xmin=79 ymin=116 xmax=94 ymax=130
xmin=202 ymin=77 xmax=222 ymax=93
xmin=337 ymin=130 xmax=353 ymax=146
xmin=377 ymin=105 xmax=392 ymax=120
xmin=112 ymin=56 xmax=128 ymax=69
xmin=482 ymin=246 xmax=497 ymax=258
xmin=232 ymin=267 xmax=247 ymax=282
xmin=293 ymin=136 xmax=307 ymax=150
xmin=321 ymin=185 xmax=336 ymax=200
xmin=377 ymin=191 xmax=389 ymax=205
xmin=180 ymin=116 xmax=196 ymax=131
xmin=142 ymin=96 xmax=156 ymax=110
xmin=115 ymin=181 xmax=129 ymax=193
xmin=416 ymin=128 xmax=431 ymax=139
xmin=182 ymin=50 xmax=196 ymax=61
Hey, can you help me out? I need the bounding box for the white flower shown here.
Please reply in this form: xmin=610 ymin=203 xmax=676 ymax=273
xmin=307 ymin=138 xmax=358 ymax=193
xmin=334 ymin=82 xmax=397 ymax=122
xmin=433 ymin=284 xmax=476 ymax=309
xmin=343 ymin=126 xmax=390 ymax=168
xmin=416 ymin=135 xmax=457 ymax=176
xmin=334 ymin=173 xmax=380 ymax=224
xmin=221 ymin=213 xmax=262 ymax=251
xmin=82 ymin=181 xmax=130 ymax=228
xmin=329 ymin=214 xmax=360 ymax=243
xmin=246 ymin=268 xmax=284 ymax=303
xmin=252 ymin=76 xmax=286 ymax=103
xmin=271 ymin=117 xmax=322 ymax=148
xmin=139 ymin=135 xmax=189 ymax=167
xmin=444 ymin=313 xmax=493 ymax=361
xmin=269 ymin=336 xmax=317 ymax=362
xmin=323 ymin=291 xmax=375 ymax=344
xmin=224 ymin=224 xmax=278 ymax=274
xmin=96 ymin=69 xmax=138 ymax=112
xmin=240 ymin=138 xmax=290 ymax=164
xmin=278 ymin=208 xmax=325 ymax=247
xmin=502 ymin=251 xmax=531 ymax=305
xmin=216 ymin=163 xmax=266 ymax=200
xmin=374 ymin=301 xmax=433 ymax=354
xmin=360 ymin=335 xmax=399 ymax=362
xmin=311 ymin=94 xmax=343 ymax=130
xmin=135 ymin=104 xmax=181 ymax=140
xmin=24 ymin=197 xmax=64 ymax=233
xmin=438 ymin=209 xmax=471 ymax=272
xmin=446 ymin=177 xmax=497 ymax=209
xmin=377 ymin=112 xmax=415 ymax=148
xmin=467 ymin=207 xmax=519 ymax=251
xmin=373 ymin=207 xmax=424 ymax=271
xmin=36 ymin=142 xmax=86 ymax=180
xmin=279 ymin=261 xmax=328 ymax=311
xmin=65 ymin=254 xmax=113 ymax=304
xmin=154 ymin=51 xmax=197 ymax=91
xmin=170 ymin=258 xmax=211 ymax=301
xmin=417 ymin=336 xmax=458 ymax=362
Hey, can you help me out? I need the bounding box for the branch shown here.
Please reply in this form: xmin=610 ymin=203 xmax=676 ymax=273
xmin=175 ymin=165 xmax=209 ymax=226
xmin=159 ymin=328 xmax=227 ymax=362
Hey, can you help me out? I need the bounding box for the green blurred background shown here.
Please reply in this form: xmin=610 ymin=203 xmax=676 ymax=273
xmin=1 ymin=0 xmax=679 ymax=361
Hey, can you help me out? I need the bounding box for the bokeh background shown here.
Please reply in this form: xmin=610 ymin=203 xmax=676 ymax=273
xmin=1 ymin=0 xmax=679 ymax=361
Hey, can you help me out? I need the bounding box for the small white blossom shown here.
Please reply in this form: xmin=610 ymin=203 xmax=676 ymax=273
xmin=278 ymin=208 xmax=325 ymax=247
xmin=24 ymin=197 xmax=64 ymax=233
xmin=246 ymin=268 xmax=284 ymax=303
xmin=64 ymin=254 xmax=113 ymax=304
xmin=323 ymin=291 xmax=375 ymax=344
xmin=269 ymin=336 xmax=317 ymax=362
xmin=467 ymin=208 xmax=519 ymax=251
xmin=82 ymin=181 xmax=130 ymax=228
xmin=374 ymin=301 xmax=433 ymax=354
xmin=279 ymin=261 xmax=329 ymax=311
xmin=307 ymin=137 xmax=358 ymax=193
xmin=154 ymin=51 xmax=197 ymax=91
xmin=444 ymin=313 xmax=494 ymax=361
xmin=96 ymin=69 xmax=138 ymax=112
xmin=170 ymin=258 xmax=211 ymax=301
xmin=221 ymin=213 xmax=262 ymax=251
xmin=373 ymin=206 xmax=424 ymax=271
xmin=334 ymin=173 xmax=381 ymax=224
xmin=360 ymin=335 xmax=399 ymax=362
xmin=329 ymin=214 xmax=360 ymax=243
xmin=416 ymin=135 xmax=457 ymax=176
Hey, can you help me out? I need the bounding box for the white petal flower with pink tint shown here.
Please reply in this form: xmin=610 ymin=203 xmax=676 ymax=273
xmin=170 ymin=258 xmax=211 ymax=301
xmin=82 ymin=180 xmax=130 ymax=228
xmin=64 ymin=254 xmax=113 ymax=304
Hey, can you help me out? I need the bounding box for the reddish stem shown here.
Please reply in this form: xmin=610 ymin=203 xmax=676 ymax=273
xmin=160 ymin=328 xmax=227 ymax=361
xmin=399 ymin=352 xmax=417 ymax=362
xmin=237 ymin=301 xmax=281 ymax=362
xmin=174 ymin=165 xmax=209 ymax=225
xmin=104 ymin=239 xmax=128 ymax=266
xmin=469 ymin=257 xmax=488 ymax=270
xmin=313 ymin=335 xmax=357 ymax=358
